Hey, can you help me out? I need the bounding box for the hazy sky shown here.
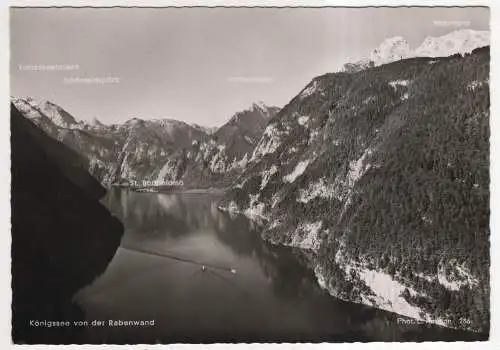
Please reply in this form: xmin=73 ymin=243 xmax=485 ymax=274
xmin=10 ymin=7 xmax=489 ymax=126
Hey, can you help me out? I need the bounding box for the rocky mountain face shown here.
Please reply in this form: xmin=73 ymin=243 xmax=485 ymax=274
xmin=12 ymin=96 xmax=122 ymax=185
xmin=220 ymin=46 xmax=490 ymax=333
xmin=11 ymin=97 xmax=279 ymax=189
xmin=214 ymin=102 xmax=279 ymax=160
xmin=11 ymin=97 xmax=79 ymax=129
xmin=342 ymin=59 xmax=374 ymax=74
xmin=343 ymin=29 xmax=490 ymax=72
xmin=11 ymin=104 xmax=124 ymax=343
xmin=105 ymin=117 xmax=210 ymax=185
xmin=153 ymin=103 xmax=280 ymax=189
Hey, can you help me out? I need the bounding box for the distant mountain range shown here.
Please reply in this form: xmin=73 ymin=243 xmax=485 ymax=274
xmin=343 ymin=29 xmax=490 ymax=72
xmin=11 ymin=96 xmax=279 ymax=188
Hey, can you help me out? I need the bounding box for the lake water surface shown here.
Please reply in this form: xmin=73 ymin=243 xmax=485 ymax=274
xmin=75 ymin=188 xmax=487 ymax=343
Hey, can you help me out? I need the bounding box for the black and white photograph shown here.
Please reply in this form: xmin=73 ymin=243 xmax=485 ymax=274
xmin=8 ymin=5 xmax=491 ymax=345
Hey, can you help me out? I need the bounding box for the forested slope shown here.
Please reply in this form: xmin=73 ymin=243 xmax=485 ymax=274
xmin=220 ymin=47 xmax=490 ymax=333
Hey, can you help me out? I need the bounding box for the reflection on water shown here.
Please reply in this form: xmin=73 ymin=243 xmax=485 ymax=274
xmin=76 ymin=188 xmax=486 ymax=343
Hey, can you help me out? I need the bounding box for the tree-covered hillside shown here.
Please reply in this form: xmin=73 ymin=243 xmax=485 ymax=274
xmin=221 ymin=47 xmax=490 ymax=333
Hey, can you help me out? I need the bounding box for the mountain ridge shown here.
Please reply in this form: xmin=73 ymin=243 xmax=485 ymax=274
xmin=343 ymin=29 xmax=490 ymax=72
xmin=11 ymin=97 xmax=280 ymax=188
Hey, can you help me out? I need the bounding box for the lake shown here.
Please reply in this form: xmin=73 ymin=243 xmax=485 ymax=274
xmin=74 ymin=188 xmax=487 ymax=343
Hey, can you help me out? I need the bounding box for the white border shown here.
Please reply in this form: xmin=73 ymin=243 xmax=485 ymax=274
xmin=1 ymin=1 xmax=497 ymax=349
xmin=2 ymin=0 xmax=494 ymax=6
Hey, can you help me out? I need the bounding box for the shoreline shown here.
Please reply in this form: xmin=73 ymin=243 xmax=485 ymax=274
xmin=215 ymin=205 xmax=487 ymax=336
xmin=111 ymin=185 xmax=227 ymax=195
xmin=108 ymin=188 xmax=488 ymax=336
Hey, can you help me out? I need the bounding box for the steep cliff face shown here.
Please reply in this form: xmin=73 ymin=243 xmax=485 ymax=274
xmin=220 ymin=47 xmax=490 ymax=333
xmin=11 ymin=104 xmax=124 ymax=343
xmin=153 ymin=103 xmax=280 ymax=189
xmin=106 ymin=118 xmax=209 ymax=185
xmin=214 ymin=102 xmax=279 ymax=160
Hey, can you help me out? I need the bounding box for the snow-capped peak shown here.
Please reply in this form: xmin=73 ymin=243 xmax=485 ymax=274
xmin=413 ymin=29 xmax=490 ymax=58
xmin=341 ymin=29 xmax=490 ymax=72
xmin=370 ymin=36 xmax=411 ymax=66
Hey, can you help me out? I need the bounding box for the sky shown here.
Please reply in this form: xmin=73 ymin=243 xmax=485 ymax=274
xmin=10 ymin=7 xmax=489 ymax=127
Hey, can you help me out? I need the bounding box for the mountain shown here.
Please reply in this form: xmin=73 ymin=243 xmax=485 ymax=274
xmin=152 ymin=103 xmax=280 ymax=188
xmin=214 ymin=102 xmax=280 ymax=160
xmin=111 ymin=117 xmax=209 ymax=184
xmin=370 ymin=36 xmax=412 ymax=66
xmin=220 ymin=46 xmax=490 ymax=333
xmin=11 ymin=104 xmax=106 ymax=199
xmin=11 ymin=96 xmax=279 ymax=189
xmin=414 ymin=29 xmax=490 ymax=58
xmin=342 ymin=29 xmax=490 ymax=72
xmin=11 ymin=104 xmax=124 ymax=343
xmin=11 ymin=97 xmax=120 ymax=184
xmin=10 ymin=97 xmax=211 ymax=186
xmin=11 ymin=97 xmax=78 ymax=129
